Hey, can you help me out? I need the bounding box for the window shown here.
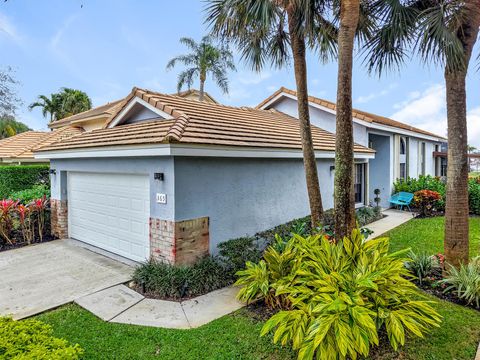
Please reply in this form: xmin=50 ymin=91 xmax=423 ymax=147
xmin=441 ymin=157 xmax=447 ymax=176
xmin=400 ymin=163 xmax=406 ymax=180
xmin=354 ymin=163 xmax=365 ymax=204
xmin=400 ymin=138 xmax=406 ymax=155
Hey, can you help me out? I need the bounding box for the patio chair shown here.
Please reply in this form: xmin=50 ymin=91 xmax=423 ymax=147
xmin=389 ymin=192 xmax=414 ymax=212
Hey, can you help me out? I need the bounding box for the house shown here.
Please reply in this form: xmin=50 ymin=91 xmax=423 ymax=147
xmin=0 ymin=127 xmax=83 ymax=164
xmin=35 ymin=87 xmax=374 ymax=264
xmin=257 ymin=87 xmax=446 ymax=207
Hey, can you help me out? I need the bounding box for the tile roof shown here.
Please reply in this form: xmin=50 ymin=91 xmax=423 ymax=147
xmin=36 ymin=88 xmax=374 ymax=154
xmin=257 ymin=87 xmax=446 ymax=140
xmin=175 ymin=89 xmax=218 ymax=104
xmin=48 ymin=99 xmax=125 ymax=129
xmin=0 ymin=127 xmax=84 ymax=161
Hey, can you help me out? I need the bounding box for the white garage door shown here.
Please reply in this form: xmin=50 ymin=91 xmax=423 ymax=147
xmin=68 ymin=172 xmax=150 ymax=262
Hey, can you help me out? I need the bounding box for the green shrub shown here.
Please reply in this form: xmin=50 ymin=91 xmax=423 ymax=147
xmin=0 ymin=165 xmax=49 ymax=199
xmin=413 ymin=190 xmax=442 ymax=217
xmin=217 ymin=236 xmax=262 ymax=276
xmin=0 ymin=317 xmax=83 ymax=359
xmin=468 ymin=178 xmax=480 ymax=215
xmin=356 ymin=206 xmax=383 ymax=227
xmin=133 ymin=256 xmax=233 ymax=299
xmin=394 ymin=175 xmax=446 ymax=209
xmin=236 ymin=230 xmax=442 ymax=359
xmin=441 ymin=256 xmax=480 ymax=308
xmin=405 ymin=251 xmax=434 ymax=285
xmin=9 ymin=184 xmax=50 ymax=203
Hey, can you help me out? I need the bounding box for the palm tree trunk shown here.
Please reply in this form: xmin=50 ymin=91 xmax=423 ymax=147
xmin=444 ymin=70 xmax=469 ymax=267
xmin=199 ymin=73 xmax=206 ymax=102
xmin=334 ymin=0 xmax=360 ymax=240
xmin=444 ymin=2 xmax=480 ymax=267
xmin=287 ymin=8 xmax=324 ymax=227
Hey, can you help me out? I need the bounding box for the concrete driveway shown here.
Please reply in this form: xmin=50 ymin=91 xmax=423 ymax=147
xmin=0 ymin=240 xmax=134 ymax=319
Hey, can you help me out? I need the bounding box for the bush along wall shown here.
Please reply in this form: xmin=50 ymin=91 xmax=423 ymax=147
xmin=0 ymin=165 xmax=50 ymax=199
xmin=393 ymin=175 xmax=480 ymax=215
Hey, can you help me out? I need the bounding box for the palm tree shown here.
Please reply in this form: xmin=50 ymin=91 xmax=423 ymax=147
xmin=60 ymin=88 xmax=92 ymax=117
xmin=333 ymin=0 xmax=361 ymax=239
xmin=206 ymin=0 xmax=338 ymax=227
xmin=166 ymin=36 xmax=236 ymax=101
xmin=28 ymin=94 xmax=62 ymax=122
xmin=365 ymin=0 xmax=480 ymax=266
xmin=29 ymin=88 xmax=92 ymax=122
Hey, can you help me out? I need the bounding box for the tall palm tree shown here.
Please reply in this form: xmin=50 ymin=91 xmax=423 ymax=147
xmin=206 ymin=0 xmax=338 ymax=227
xmin=28 ymin=94 xmax=62 ymax=122
xmin=29 ymin=88 xmax=92 ymax=123
xmin=366 ymin=0 xmax=480 ymax=266
xmin=166 ymin=36 xmax=236 ymax=101
xmin=334 ymin=0 xmax=361 ymax=239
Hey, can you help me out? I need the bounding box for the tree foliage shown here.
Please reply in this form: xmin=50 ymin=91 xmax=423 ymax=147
xmin=0 ymin=116 xmax=30 ymax=139
xmin=0 ymin=66 xmax=22 ymax=116
xmin=166 ymin=36 xmax=236 ymax=99
xmin=29 ymin=87 xmax=92 ymax=122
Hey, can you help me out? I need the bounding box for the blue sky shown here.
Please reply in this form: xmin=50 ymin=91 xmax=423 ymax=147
xmin=1 ymin=0 xmax=479 ymax=146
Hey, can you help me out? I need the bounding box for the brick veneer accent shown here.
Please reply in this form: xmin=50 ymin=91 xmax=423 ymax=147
xmin=51 ymin=199 xmax=68 ymax=239
xmin=150 ymin=216 xmax=209 ymax=265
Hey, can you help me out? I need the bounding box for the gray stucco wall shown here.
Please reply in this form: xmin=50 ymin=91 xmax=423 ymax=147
xmin=173 ymin=157 xmax=335 ymax=252
xmin=50 ymin=157 xmax=175 ymax=220
xmin=368 ymin=133 xmax=392 ymax=208
xmin=271 ymin=97 xmax=369 ymax=147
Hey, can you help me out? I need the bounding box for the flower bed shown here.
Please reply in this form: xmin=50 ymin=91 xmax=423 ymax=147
xmin=0 ymin=195 xmax=55 ymax=253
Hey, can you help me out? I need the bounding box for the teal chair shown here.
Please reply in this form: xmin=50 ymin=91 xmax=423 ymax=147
xmin=390 ymin=192 xmax=414 ymax=211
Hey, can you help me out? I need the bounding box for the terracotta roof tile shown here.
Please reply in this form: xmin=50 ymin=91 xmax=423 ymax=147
xmin=257 ymin=87 xmax=446 ymax=140
xmin=37 ymin=88 xmax=374 ymax=154
xmin=0 ymin=127 xmax=83 ymax=161
xmin=49 ymin=99 xmax=126 ymax=129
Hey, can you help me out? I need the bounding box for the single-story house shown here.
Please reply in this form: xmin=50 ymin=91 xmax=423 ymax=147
xmin=35 ymin=87 xmax=374 ymax=264
xmin=257 ymin=87 xmax=447 ymax=207
xmin=0 ymin=127 xmax=83 ymax=164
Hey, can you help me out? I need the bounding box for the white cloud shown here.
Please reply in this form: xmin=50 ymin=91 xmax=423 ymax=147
xmin=390 ymin=84 xmax=480 ymax=147
xmin=0 ymin=12 xmax=23 ymax=45
xmin=355 ymin=83 xmax=398 ymax=104
xmin=49 ymin=15 xmax=79 ymax=72
xmin=237 ymin=71 xmax=272 ymax=85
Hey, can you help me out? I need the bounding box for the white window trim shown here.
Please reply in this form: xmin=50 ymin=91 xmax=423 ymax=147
xmin=108 ymin=97 xmax=174 ymax=128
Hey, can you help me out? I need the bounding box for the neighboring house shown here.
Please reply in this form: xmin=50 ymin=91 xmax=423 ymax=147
xmin=258 ymin=87 xmax=446 ymax=207
xmin=35 ymin=87 xmax=374 ymax=264
xmin=0 ymin=127 xmax=83 ymax=164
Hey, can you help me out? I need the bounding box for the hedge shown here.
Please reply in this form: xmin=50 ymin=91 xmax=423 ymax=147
xmin=0 ymin=165 xmax=49 ymax=199
xmin=393 ymin=175 xmax=480 ymax=215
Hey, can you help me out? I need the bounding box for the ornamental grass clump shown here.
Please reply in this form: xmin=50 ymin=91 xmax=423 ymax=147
xmin=235 ymin=229 xmax=442 ymax=360
xmin=441 ymin=256 xmax=480 ymax=308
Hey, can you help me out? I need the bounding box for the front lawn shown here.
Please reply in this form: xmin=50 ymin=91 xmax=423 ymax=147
xmin=37 ymin=297 xmax=480 ymax=360
xmin=385 ymin=216 xmax=480 ymax=257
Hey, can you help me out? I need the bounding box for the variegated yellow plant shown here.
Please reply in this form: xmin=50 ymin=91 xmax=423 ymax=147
xmin=236 ymin=229 xmax=442 ymax=360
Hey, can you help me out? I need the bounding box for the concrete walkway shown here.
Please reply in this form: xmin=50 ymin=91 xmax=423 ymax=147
xmin=0 ymin=240 xmax=133 ymax=319
xmin=75 ymin=285 xmax=244 ymax=329
xmin=365 ymin=209 xmax=414 ymax=239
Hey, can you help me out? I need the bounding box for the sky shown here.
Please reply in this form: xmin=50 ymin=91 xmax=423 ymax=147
xmin=1 ymin=0 xmax=479 ymax=147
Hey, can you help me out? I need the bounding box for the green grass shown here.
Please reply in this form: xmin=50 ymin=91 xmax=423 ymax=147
xmin=36 ymin=304 xmax=294 ymax=360
xmin=384 ymin=216 xmax=480 ymax=257
xmin=37 ymin=298 xmax=480 ymax=360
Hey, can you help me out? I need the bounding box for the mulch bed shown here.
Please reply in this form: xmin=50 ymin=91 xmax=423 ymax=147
xmin=413 ymin=267 xmax=479 ymax=312
xmin=0 ymin=227 xmax=57 ymax=253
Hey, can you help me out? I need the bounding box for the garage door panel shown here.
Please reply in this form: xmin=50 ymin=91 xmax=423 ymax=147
xmin=68 ymin=172 xmax=150 ymax=262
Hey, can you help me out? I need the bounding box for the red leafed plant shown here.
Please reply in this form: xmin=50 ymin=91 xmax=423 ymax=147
xmin=0 ymin=199 xmax=19 ymax=244
xmin=414 ymin=190 xmax=442 ymax=217
xmin=17 ymin=204 xmax=35 ymax=244
xmin=31 ymin=196 xmax=49 ymax=242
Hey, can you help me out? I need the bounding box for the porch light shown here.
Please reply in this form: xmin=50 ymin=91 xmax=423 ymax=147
xmin=154 ymin=173 xmax=164 ymax=181
xmin=49 ymin=169 xmax=56 ymax=175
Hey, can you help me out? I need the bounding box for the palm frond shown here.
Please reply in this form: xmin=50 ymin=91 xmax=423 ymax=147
xmin=176 ymin=68 xmax=199 ymax=92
